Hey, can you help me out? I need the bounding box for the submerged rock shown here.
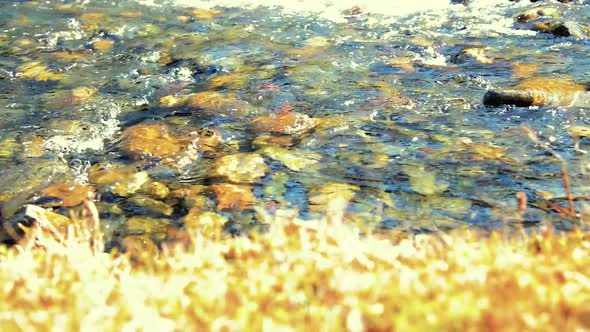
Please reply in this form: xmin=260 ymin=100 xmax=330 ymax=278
xmin=211 ymin=153 xmax=269 ymax=183
xmin=125 ymin=195 xmax=174 ymax=217
xmin=88 ymin=162 xmax=149 ymax=197
xmin=450 ymin=48 xmax=493 ymax=65
xmin=40 ymin=182 xmax=94 ymax=207
xmin=534 ymin=21 xmax=590 ymax=39
xmin=121 ymin=123 xmax=197 ymax=161
xmin=17 ymin=62 xmax=63 ymax=81
xmin=515 ymin=7 xmax=559 ymax=23
xmin=483 ymin=77 xmax=589 ymax=107
xmin=210 ymin=183 xmax=256 ymax=211
xmin=126 ymin=216 xmax=170 ymax=235
xmin=250 ymin=111 xmax=317 ymax=135
xmin=259 ymin=146 xmax=320 ymax=172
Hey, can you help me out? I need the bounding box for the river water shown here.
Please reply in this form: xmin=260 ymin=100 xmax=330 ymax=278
xmin=1 ymin=0 xmax=590 ymax=244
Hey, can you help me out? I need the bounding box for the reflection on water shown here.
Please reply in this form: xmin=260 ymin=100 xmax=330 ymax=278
xmin=1 ymin=0 xmax=590 ymax=245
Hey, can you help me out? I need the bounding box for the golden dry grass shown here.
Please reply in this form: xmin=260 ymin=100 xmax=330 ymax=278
xmin=0 ymin=203 xmax=589 ymax=332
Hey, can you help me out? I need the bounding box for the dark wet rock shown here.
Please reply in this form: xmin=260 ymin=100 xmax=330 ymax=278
xmin=450 ymin=48 xmax=493 ymax=64
xmin=534 ymin=20 xmax=590 ymax=39
xmin=126 ymin=216 xmax=170 ymax=235
xmin=483 ymin=77 xmax=589 ymax=107
xmin=124 ymin=195 xmax=174 ymax=217
xmin=515 ymin=7 xmax=559 ymax=23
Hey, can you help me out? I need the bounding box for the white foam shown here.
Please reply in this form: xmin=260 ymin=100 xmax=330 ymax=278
xmin=138 ymin=0 xmax=526 ymax=22
xmin=139 ymin=0 xmax=454 ymax=21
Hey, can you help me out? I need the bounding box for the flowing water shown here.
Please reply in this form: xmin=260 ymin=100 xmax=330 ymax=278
xmin=2 ymin=0 xmax=590 ymax=245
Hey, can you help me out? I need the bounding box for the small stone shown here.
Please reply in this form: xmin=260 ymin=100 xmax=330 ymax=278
xmin=167 ymin=185 xmax=209 ymax=209
xmin=183 ymin=210 xmax=228 ymax=235
xmin=211 ymin=153 xmax=269 ymax=183
xmin=259 ymin=146 xmax=320 ymax=171
xmin=126 ymin=216 xmax=170 ymax=234
xmin=121 ymin=123 xmax=196 ymax=161
xmin=120 ymin=235 xmax=159 ymax=259
xmin=139 ymin=181 xmax=170 ymax=200
xmin=160 ymin=95 xmax=189 ymax=107
xmin=41 ymin=182 xmax=95 ymax=207
xmin=302 ymin=36 xmax=330 ymax=47
xmin=190 ymin=8 xmax=223 ymax=20
xmin=88 ymin=162 xmax=149 ymax=197
xmin=450 ymin=48 xmax=493 ymax=64
xmin=308 ymin=183 xmax=359 ymax=212
xmin=0 ymin=138 xmax=19 ymax=159
xmin=534 ymin=21 xmax=590 ymax=39
xmin=483 ymin=77 xmax=588 ymax=107
xmin=403 ymin=165 xmax=448 ymax=196
xmin=126 ymin=195 xmax=174 ymax=217
xmin=120 ymin=11 xmax=143 ymax=18
xmin=80 ymin=13 xmax=107 ymax=25
xmin=209 ymin=73 xmax=250 ymax=89
xmin=252 ymin=135 xmax=295 ymax=149
xmin=186 ymin=91 xmax=234 ymax=109
xmin=17 ymin=62 xmax=62 ymax=81
xmin=210 ymin=183 xmax=256 ymax=210
xmin=567 ymin=126 xmax=590 ymax=137
xmin=92 ymin=39 xmax=114 ymax=51
xmin=250 ymin=111 xmax=317 ymax=135
xmin=515 ymin=7 xmax=559 ymax=23
xmin=23 ymin=137 xmax=45 ymax=157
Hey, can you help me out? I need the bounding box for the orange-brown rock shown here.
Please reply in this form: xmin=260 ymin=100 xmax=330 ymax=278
xmin=210 ymin=183 xmax=256 ymax=210
xmin=121 ymin=123 xmax=195 ymax=160
xmin=41 ymin=182 xmax=95 ymax=207
xmin=250 ymin=111 xmax=317 ymax=135
xmin=483 ymin=77 xmax=589 ymax=107
xmin=186 ymin=91 xmax=233 ymax=109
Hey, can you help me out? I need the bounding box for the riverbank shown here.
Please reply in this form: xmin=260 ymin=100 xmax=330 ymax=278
xmin=1 ymin=202 xmax=589 ymax=331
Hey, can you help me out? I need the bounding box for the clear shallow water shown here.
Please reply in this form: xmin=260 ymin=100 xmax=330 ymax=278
xmin=2 ymin=0 xmax=590 ymax=244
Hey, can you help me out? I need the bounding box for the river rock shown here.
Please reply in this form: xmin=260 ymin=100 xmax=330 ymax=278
xmin=534 ymin=20 xmax=590 ymax=39
xmin=259 ymin=146 xmax=320 ymax=172
xmin=125 ymin=195 xmax=174 ymax=217
xmin=126 ymin=216 xmax=170 ymax=235
xmin=210 ymin=183 xmax=256 ymax=210
xmin=17 ymin=62 xmax=63 ymax=81
xmin=138 ymin=181 xmax=170 ymax=200
xmin=483 ymin=77 xmax=588 ymax=107
xmin=88 ymin=162 xmax=149 ymax=197
xmin=211 ymin=153 xmax=269 ymax=183
xmin=182 ymin=210 xmax=228 ymax=235
xmin=450 ymin=48 xmax=493 ymax=64
xmin=92 ymin=39 xmax=114 ymax=51
xmin=250 ymin=111 xmax=317 ymax=135
xmin=121 ymin=123 xmax=196 ymax=161
xmin=515 ymin=7 xmax=559 ymax=23
xmin=40 ymin=182 xmax=94 ymax=207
